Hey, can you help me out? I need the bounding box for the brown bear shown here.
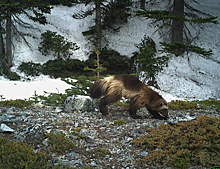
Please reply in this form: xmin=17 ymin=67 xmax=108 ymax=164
xmin=90 ymin=74 xmax=169 ymax=119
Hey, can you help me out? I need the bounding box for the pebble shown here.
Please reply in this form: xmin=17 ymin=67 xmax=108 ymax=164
xmin=140 ymin=152 xmax=149 ymax=157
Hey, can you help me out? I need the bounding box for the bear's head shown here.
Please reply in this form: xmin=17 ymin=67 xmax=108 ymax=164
xmin=147 ymin=98 xmax=169 ymax=120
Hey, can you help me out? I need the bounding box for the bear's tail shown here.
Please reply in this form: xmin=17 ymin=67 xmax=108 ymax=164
xmin=90 ymin=77 xmax=112 ymax=98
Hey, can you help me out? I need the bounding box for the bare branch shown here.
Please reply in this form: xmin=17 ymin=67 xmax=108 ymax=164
xmin=12 ymin=14 xmax=36 ymax=30
xmin=12 ymin=22 xmax=32 ymax=50
xmin=184 ymin=1 xmax=212 ymax=17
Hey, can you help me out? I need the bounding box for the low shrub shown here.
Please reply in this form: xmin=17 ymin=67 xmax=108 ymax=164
xmin=19 ymin=59 xmax=94 ymax=78
xmin=47 ymin=132 xmax=75 ymax=154
xmin=18 ymin=62 xmax=42 ymax=76
xmin=94 ymin=147 xmax=110 ymax=157
xmin=168 ymin=100 xmax=198 ymax=110
xmin=35 ymin=92 xmax=67 ymax=106
xmin=63 ymin=75 xmax=93 ymax=96
xmin=0 ymin=137 xmax=49 ymax=169
xmin=42 ymin=59 xmax=92 ymax=77
xmin=132 ymin=116 xmax=220 ymax=168
xmin=0 ymin=99 xmax=33 ymax=108
xmin=168 ymin=99 xmax=220 ymax=110
xmin=114 ymin=119 xmax=127 ymax=126
xmin=19 ymin=48 xmax=134 ymax=77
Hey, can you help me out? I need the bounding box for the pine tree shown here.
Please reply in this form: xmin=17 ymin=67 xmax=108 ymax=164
xmin=136 ymin=0 xmax=218 ymax=56
xmin=72 ymin=0 xmax=132 ymax=50
xmin=0 ymin=0 xmax=52 ymax=77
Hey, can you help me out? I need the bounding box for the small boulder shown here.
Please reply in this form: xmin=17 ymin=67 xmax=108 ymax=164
xmin=0 ymin=123 xmax=15 ymax=133
xmin=16 ymin=124 xmax=45 ymax=142
xmin=64 ymin=95 xmax=98 ymax=113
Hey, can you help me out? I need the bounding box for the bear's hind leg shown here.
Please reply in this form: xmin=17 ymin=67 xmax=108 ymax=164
xmin=100 ymin=98 xmax=108 ymax=115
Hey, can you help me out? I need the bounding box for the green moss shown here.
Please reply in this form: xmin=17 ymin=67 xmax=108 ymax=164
xmin=114 ymin=119 xmax=127 ymax=126
xmin=132 ymin=116 xmax=220 ymax=168
xmin=47 ymin=132 xmax=75 ymax=154
xmin=0 ymin=136 xmax=49 ymax=169
xmin=94 ymin=147 xmax=110 ymax=157
xmin=0 ymin=99 xmax=33 ymax=108
xmin=168 ymin=99 xmax=220 ymax=110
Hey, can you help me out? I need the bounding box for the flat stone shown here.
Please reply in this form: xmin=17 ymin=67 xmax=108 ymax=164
xmin=0 ymin=123 xmax=15 ymax=133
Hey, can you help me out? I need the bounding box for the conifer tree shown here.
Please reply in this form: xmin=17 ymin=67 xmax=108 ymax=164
xmin=136 ymin=0 xmax=218 ymax=56
xmin=0 ymin=0 xmax=51 ymax=77
xmin=72 ymin=0 xmax=132 ymax=50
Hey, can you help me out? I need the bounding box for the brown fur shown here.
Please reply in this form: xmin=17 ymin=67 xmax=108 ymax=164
xmin=90 ymin=74 xmax=168 ymax=119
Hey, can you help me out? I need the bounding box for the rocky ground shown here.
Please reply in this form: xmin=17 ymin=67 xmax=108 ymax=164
xmin=0 ymin=104 xmax=219 ymax=169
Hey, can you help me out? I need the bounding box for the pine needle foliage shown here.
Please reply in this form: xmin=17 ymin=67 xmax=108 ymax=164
xmin=136 ymin=10 xmax=218 ymax=24
xmin=38 ymin=30 xmax=79 ymax=59
xmin=160 ymin=42 xmax=213 ymax=56
xmin=133 ymin=36 xmax=168 ymax=88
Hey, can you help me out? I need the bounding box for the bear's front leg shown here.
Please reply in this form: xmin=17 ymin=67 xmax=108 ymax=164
xmin=129 ymin=101 xmax=143 ymax=119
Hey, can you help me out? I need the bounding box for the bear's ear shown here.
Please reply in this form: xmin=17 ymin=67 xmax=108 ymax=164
xmin=159 ymin=102 xmax=163 ymax=107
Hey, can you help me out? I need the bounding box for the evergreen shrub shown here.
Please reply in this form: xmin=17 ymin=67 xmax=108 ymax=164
xmin=132 ymin=36 xmax=169 ymax=88
xmin=132 ymin=116 xmax=220 ymax=168
xmin=38 ymin=30 xmax=79 ymax=59
xmin=0 ymin=137 xmax=50 ymax=169
xmin=19 ymin=49 xmax=133 ymax=77
xmin=87 ymin=48 xmax=133 ymax=75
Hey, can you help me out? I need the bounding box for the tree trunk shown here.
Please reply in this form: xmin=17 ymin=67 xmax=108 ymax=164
xmin=0 ymin=34 xmax=5 ymax=56
xmin=6 ymin=11 xmax=13 ymax=69
xmin=171 ymin=0 xmax=184 ymax=43
xmin=95 ymin=0 xmax=102 ymax=50
xmin=140 ymin=0 xmax=145 ymax=9
xmin=0 ymin=20 xmax=5 ymax=56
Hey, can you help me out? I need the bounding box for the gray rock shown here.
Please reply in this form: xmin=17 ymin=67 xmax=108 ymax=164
xmin=0 ymin=123 xmax=15 ymax=133
xmin=0 ymin=114 xmax=22 ymax=124
xmin=42 ymin=138 xmax=48 ymax=146
xmin=79 ymin=128 xmax=88 ymax=136
xmin=57 ymin=159 xmax=82 ymax=168
xmin=64 ymin=95 xmax=98 ymax=113
xmin=68 ymin=159 xmax=83 ymax=168
xmin=16 ymin=124 xmax=45 ymax=142
xmin=90 ymin=160 xmax=98 ymax=167
xmin=140 ymin=152 xmax=149 ymax=157
xmin=66 ymin=152 xmax=80 ymax=158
